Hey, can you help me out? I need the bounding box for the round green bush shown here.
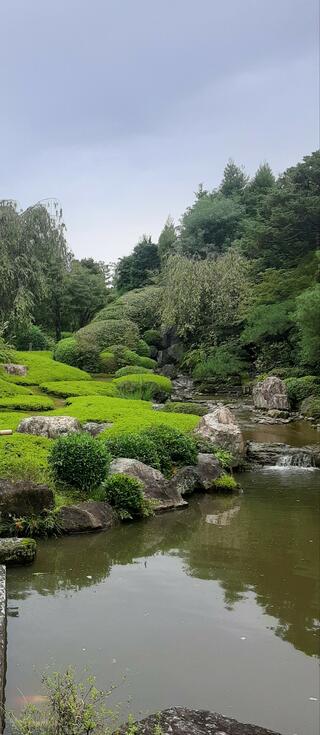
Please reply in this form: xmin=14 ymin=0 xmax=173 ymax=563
xmin=77 ymin=319 xmax=140 ymax=351
xmin=104 ymin=433 xmax=160 ymax=469
xmin=99 ymin=345 xmax=152 ymax=374
xmin=285 ymin=376 xmax=320 ymax=408
xmin=300 ymin=395 xmax=320 ymax=419
xmin=143 ymin=329 xmax=162 ymax=347
xmin=48 ymin=432 xmax=111 ymax=492
xmin=103 ymin=473 xmax=148 ymax=519
xmin=140 ymin=425 xmax=197 ymax=474
xmin=54 ymin=337 xmax=79 ymax=366
xmin=136 ymin=339 xmax=151 ymax=357
xmin=94 ymin=286 xmax=162 ymax=332
xmin=14 ymin=324 xmax=54 ymax=351
xmin=137 ymin=355 xmax=157 ymax=369
xmin=161 ymin=401 xmax=207 ymax=416
xmin=114 ymin=374 xmax=171 ymax=401
xmin=114 ymin=365 xmax=153 ymax=378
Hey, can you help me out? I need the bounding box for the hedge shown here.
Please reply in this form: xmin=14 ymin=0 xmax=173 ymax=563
xmin=0 ymin=395 xmax=55 ymax=411
xmin=76 ymin=319 xmax=140 ymax=351
xmin=113 ymin=373 xmax=172 ymax=401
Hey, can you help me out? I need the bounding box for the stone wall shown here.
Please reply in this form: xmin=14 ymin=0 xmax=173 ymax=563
xmin=0 ymin=566 xmax=6 ymax=734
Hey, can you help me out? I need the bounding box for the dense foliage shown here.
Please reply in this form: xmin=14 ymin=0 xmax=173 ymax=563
xmin=103 ymin=473 xmax=151 ymax=519
xmin=48 ymin=432 xmax=111 ymax=491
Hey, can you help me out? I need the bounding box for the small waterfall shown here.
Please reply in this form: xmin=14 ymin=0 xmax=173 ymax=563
xmin=276 ymin=452 xmax=315 ymax=468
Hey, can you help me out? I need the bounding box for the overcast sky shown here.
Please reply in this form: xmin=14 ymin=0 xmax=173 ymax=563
xmin=1 ymin=0 xmax=318 ymax=262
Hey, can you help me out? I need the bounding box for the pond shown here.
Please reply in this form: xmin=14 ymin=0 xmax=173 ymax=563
xmin=5 ymin=467 xmax=320 ymax=735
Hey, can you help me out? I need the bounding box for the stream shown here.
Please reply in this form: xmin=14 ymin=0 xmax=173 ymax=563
xmin=4 ymin=403 xmax=320 ymax=735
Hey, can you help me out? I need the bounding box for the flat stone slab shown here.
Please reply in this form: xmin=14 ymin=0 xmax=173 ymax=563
xmin=118 ymin=708 xmax=282 ymax=734
xmin=0 ymin=538 xmax=36 ymax=565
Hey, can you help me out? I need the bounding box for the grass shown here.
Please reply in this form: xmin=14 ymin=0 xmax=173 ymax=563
xmin=0 ymin=433 xmax=51 ymax=482
xmin=40 ymin=380 xmax=116 ymax=398
xmin=0 ymin=378 xmax=33 ymax=397
xmin=0 ymin=395 xmax=55 ymax=411
xmin=0 ymin=351 xmax=90 ymax=385
xmin=0 ymin=411 xmax=31 ymax=431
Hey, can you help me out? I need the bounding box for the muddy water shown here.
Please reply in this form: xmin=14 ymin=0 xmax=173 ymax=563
xmin=5 ymin=468 xmax=320 ymax=735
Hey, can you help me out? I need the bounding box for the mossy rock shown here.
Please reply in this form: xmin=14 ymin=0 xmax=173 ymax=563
xmin=0 ymin=537 xmax=37 ymax=565
xmin=300 ymin=395 xmax=320 ymax=419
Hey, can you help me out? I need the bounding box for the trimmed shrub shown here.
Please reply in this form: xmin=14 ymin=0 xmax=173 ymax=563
xmin=0 ymin=395 xmax=54 ymax=411
xmin=77 ymin=319 xmax=140 ymax=351
xmin=300 ymin=395 xmax=320 ymax=419
xmin=285 ymin=376 xmax=320 ymax=408
xmin=61 ymin=331 xmax=74 ymax=339
xmin=102 ymin=473 xmax=151 ymax=519
xmin=140 ymin=425 xmax=197 ymax=473
xmin=104 ymin=432 xmax=160 ymax=469
xmin=41 ymin=380 xmax=116 ymax=398
xmin=114 ymin=374 xmax=171 ymax=401
xmin=48 ymin=432 xmax=111 ymax=491
xmin=14 ymin=324 xmax=54 ymax=351
xmin=215 ymin=473 xmax=238 ymax=491
xmin=94 ymin=286 xmax=162 ymax=332
xmin=53 ymin=337 xmax=79 ymax=366
xmin=136 ymin=339 xmax=151 ymax=357
xmin=0 ymin=379 xmax=32 ymax=397
xmin=137 ymin=356 xmax=157 ymax=369
xmin=115 ymin=365 xmax=153 ymax=378
xmin=161 ymin=401 xmax=207 ymax=416
xmin=143 ymin=329 xmax=162 ymax=347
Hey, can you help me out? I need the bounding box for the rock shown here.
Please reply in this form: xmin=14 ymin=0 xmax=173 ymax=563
xmin=252 ymin=376 xmax=289 ymax=411
xmin=82 ymin=421 xmax=111 ymax=436
xmin=3 ymin=363 xmax=27 ymax=376
xmin=110 ymin=458 xmax=187 ymax=511
xmin=159 ymin=364 xmax=178 ymax=379
xmin=118 ymin=707 xmax=282 ymax=735
xmin=247 ymin=441 xmax=320 ymax=468
xmin=194 ymin=407 xmax=245 ymax=467
xmin=17 ymin=415 xmax=81 ymax=438
xmin=0 ymin=538 xmax=36 ymax=565
xmin=171 ymin=374 xmax=195 ymax=401
xmin=196 ymin=453 xmax=222 ymax=489
xmin=170 ymin=466 xmax=202 ymax=496
xmin=0 ymin=479 xmax=54 ymax=517
xmin=57 ymin=501 xmax=116 ymax=534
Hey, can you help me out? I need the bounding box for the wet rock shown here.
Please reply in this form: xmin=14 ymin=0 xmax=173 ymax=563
xmin=118 ymin=707 xmax=282 ymax=735
xmin=57 ymin=501 xmax=116 ymax=534
xmin=0 ymin=538 xmax=36 ymax=565
xmin=171 ymin=373 xmax=195 ymax=401
xmin=110 ymin=458 xmax=187 ymax=511
xmin=82 ymin=421 xmax=112 ymax=436
xmin=194 ymin=407 xmax=245 ymax=467
xmin=170 ymin=466 xmax=202 ymax=496
xmin=17 ymin=415 xmax=81 ymax=438
xmin=3 ymin=363 xmax=27 ymax=376
xmin=196 ymin=453 xmax=222 ymax=489
xmin=247 ymin=441 xmax=320 ymax=468
xmin=252 ymin=376 xmax=289 ymax=411
xmin=0 ymin=479 xmax=54 ymax=517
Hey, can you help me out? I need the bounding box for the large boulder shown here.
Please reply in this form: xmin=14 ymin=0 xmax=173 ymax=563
xmin=17 ymin=415 xmax=81 ymax=438
xmin=118 ymin=707 xmax=281 ymax=735
xmin=195 ymin=453 xmax=222 ymax=489
xmin=194 ymin=407 xmax=245 ymax=467
xmin=252 ymin=376 xmax=289 ymax=411
xmin=0 ymin=479 xmax=54 ymax=517
xmin=57 ymin=501 xmax=116 ymax=534
xmin=247 ymin=441 xmax=320 ymax=468
xmin=82 ymin=421 xmax=111 ymax=437
xmin=0 ymin=538 xmax=36 ymax=565
xmin=110 ymin=458 xmax=187 ymax=511
xmin=169 ymin=466 xmax=202 ymax=497
xmin=3 ymin=363 xmax=27 ymax=376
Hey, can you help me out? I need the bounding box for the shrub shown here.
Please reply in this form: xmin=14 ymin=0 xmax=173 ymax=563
xmin=54 ymin=337 xmax=79 ymax=365
xmin=14 ymin=324 xmax=54 ymax=351
xmin=0 ymin=511 xmax=61 ymax=538
xmin=77 ymin=319 xmax=140 ymax=351
xmin=114 ymin=374 xmax=171 ymax=401
xmin=285 ymin=376 xmax=320 ymax=407
xmin=140 ymin=425 xmax=197 ymax=473
xmin=99 ymin=350 xmax=118 ymax=373
xmin=161 ymin=401 xmax=207 ymax=416
xmin=114 ymin=365 xmax=153 ymax=378
xmin=0 ymin=329 xmax=14 ymax=363
xmin=143 ymin=328 xmax=162 ymax=347
xmin=136 ymin=338 xmax=151 ymax=357
xmin=104 ymin=432 xmax=160 ymax=469
xmin=192 ymin=345 xmax=246 ymax=380
xmin=215 ymin=473 xmax=238 ymax=491
xmin=99 ymin=345 xmax=156 ymax=374
xmin=48 ymin=433 xmax=111 ymax=491
xmin=300 ymin=395 xmax=320 ymax=419
xmin=103 ymin=473 xmax=151 ymax=519
xmin=41 ymin=380 xmax=116 ymax=398
xmin=0 ymin=379 xmax=32 ymax=397
xmin=0 ymin=395 xmax=54 ymax=411
xmin=137 ymin=355 xmax=157 ymax=369
xmin=1 ymin=351 xmax=90 ymax=385
xmin=94 ymin=286 xmax=162 ymax=332
xmin=60 ymin=331 xmax=74 ymax=339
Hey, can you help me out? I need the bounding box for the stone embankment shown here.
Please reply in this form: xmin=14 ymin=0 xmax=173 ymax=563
xmin=118 ymin=707 xmax=282 ymax=735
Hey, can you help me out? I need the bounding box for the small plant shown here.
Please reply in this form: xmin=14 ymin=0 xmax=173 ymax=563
xmin=140 ymin=425 xmax=197 ymax=474
xmin=104 ymin=433 xmax=160 ymax=469
xmin=135 ymin=338 xmax=151 ymax=357
xmin=194 ymin=437 xmax=233 ymax=468
xmin=0 ymin=510 xmax=62 ymax=538
xmin=215 ymin=473 xmax=238 ymax=491
xmin=103 ymin=474 xmax=152 ymax=519
xmin=48 ymin=433 xmax=111 ymax=492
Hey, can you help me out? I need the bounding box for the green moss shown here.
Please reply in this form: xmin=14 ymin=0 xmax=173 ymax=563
xmin=0 ymin=433 xmax=51 ymax=482
xmin=114 ymin=365 xmax=153 ymax=378
xmin=0 ymin=411 xmax=31 ymax=431
xmin=300 ymin=395 xmax=320 ymax=419
xmin=161 ymin=401 xmax=207 ymax=416
xmin=0 ymin=351 xmax=90 ymax=385
xmin=41 ymin=380 xmax=116 ymax=398
xmin=0 ymin=378 xmax=33 ymax=397
xmin=215 ymin=473 xmax=238 ymax=491
xmin=0 ymin=395 xmax=55 ymax=411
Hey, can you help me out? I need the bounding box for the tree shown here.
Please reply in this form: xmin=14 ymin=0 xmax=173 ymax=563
xmin=62 ymin=259 xmax=109 ymax=331
xmin=115 ymin=235 xmax=160 ymax=292
xmin=179 ymin=192 xmax=244 ymax=259
xmin=158 ymin=216 xmax=177 ymax=262
xmin=294 ymin=284 xmax=320 ymax=367
xmin=220 ymin=159 xmax=248 ymax=197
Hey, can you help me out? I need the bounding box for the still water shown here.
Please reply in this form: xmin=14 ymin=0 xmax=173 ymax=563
xmin=5 ymin=468 xmax=320 ymax=734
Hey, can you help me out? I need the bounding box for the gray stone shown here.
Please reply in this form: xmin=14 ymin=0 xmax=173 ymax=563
xmin=170 ymin=466 xmax=202 ymax=496
xmin=118 ymin=707 xmax=282 ymax=735
xmin=3 ymin=363 xmax=27 ymax=376
xmin=0 ymin=479 xmax=54 ymax=517
xmin=82 ymin=421 xmax=111 ymax=436
xmin=252 ymin=376 xmax=289 ymax=411
xmin=171 ymin=373 xmax=195 ymax=401
xmin=247 ymin=441 xmax=320 ymax=468
xmin=17 ymin=415 xmax=81 ymax=438
xmin=0 ymin=565 xmax=6 ymax=733
xmin=57 ymin=501 xmax=117 ymax=534
xmin=110 ymin=458 xmax=187 ymax=511
xmin=159 ymin=364 xmax=178 ymax=379
xmin=194 ymin=407 xmax=245 ymax=467
xmin=196 ymin=452 xmax=222 ymax=489
xmin=0 ymin=538 xmax=36 ymax=565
